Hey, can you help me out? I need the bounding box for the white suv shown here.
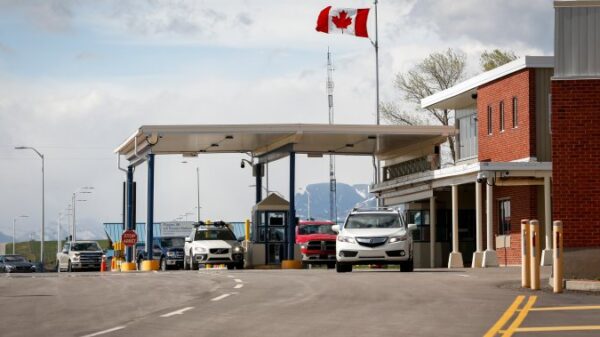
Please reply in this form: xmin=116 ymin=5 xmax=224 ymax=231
xmin=184 ymin=222 xmax=244 ymax=270
xmin=333 ymin=208 xmax=416 ymax=273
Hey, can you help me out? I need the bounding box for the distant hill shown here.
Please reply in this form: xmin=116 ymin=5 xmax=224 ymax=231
xmin=0 ymin=231 xmax=11 ymax=243
xmin=295 ymin=182 xmax=376 ymax=223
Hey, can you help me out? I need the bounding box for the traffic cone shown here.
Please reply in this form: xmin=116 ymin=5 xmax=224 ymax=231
xmin=100 ymin=256 xmax=107 ymax=272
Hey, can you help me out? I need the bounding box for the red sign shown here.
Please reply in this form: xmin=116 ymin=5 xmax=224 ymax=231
xmin=122 ymin=230 xmax=138 ymax=246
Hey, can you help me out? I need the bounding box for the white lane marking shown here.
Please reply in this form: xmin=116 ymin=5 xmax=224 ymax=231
xmin=458 ymin=274 xmax=470 ymax=278
xmin=211 ymin=293 xmax=231 ymax=302
xmin=234 ymin=279 xmax=243 ymax=283
xmin=227 ymin=275 xmax=234 ymax=278
xmin=160 ymin=307 xmax=195 ymax=318
xmin=80 ymin=326 xmax=126 ymax=337
xmin=234 ymin=284 xmax=244 ymax=289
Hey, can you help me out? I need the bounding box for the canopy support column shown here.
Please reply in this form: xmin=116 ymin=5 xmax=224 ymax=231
xmin=483 ymin=178 xmax=499 ymax=267
xmin=255 ymin=163 xmax=263 ymax=203
xmin=472 ymin=181 xmax=484 ymax=268
xmin=448 ymin=184 xmax=464 ymax=268
xmin=288 ymin=152 xmax=296 ymax=260
xmin=145 ymin=153 xmax=155 ymax=261
xmin=126 ymin=166 xmax=134 ymax=263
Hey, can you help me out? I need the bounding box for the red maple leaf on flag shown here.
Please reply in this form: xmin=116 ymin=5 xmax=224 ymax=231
xmin=332 ymin=11 xmax=352 ymax=30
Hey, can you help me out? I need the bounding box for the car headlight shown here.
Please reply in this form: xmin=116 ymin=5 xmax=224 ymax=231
xmin=5 ymin=265 xmax=15 ymax=270
xmin=233 ymin=246 xmax=243 ymax=253
xmin=389 ymin=234 xmax=407 ymax=243
xmin=194 ymin=247 xmax=207 ymax=253
xmin=166 ymin=251 xmax=176 ymax=257
xmin=337 ymin=235 xmax=356 ymax=244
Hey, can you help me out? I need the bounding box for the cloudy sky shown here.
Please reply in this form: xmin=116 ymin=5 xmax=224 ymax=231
xmin=0 ymin=0 xmax=553 ymax=241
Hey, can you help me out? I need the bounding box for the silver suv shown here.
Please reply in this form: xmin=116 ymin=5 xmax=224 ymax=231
xmin=333 ymin=208 xmax=416 ymax=273
xmin=183 ymin=222 xmax=244 ymax=270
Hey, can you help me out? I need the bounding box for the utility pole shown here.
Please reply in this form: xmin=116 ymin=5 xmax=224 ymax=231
xmin=327 ymin=48 xmax=338 ymax=224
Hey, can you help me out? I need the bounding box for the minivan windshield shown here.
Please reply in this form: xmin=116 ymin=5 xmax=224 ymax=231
xmin=194 ymin=230 xmax=236 ymax=241
xmin=344 ymin=214 xmax=403 ymax=229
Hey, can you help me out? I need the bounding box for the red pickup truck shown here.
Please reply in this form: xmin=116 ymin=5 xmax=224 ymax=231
xmin=296 ymin=220 xmax=337 ymax=268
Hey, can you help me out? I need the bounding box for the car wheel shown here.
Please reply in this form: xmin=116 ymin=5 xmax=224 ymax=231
xmin=236 ymin=262 xmax=244 ymax=270
xmin=183 ymin=255 xmax=190 ymax=270
xmin=336 ymin=263 xmax=351 ymax=273
xmin=160 ymin=258 xmax=167 ymax=271
xmin=400 ymin=259 xmax=414 ymax=272
xmin=227 ymin=264 xmax=235 ymax=270
xmin=67 ymin=260 xmax=72 ymax=272
xmin=190 ymin=254 xmax=198 ymax=270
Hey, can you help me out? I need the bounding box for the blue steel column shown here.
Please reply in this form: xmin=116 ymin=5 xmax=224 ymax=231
xmin=146 ymin=153 xmax=155 ymax=261
xmin=255 ymin=163 xmax=263 ymax=203
xmin=126 ymin=166 xmax=134 ymax=262
xmin=288 ymin=152 xmax=296 ymax=260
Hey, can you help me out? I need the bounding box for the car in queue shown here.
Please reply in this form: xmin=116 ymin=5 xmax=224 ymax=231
xmin=333 ymin=207 xmax=417 ymax=273
xmin=184 ymin=221 xmax=244 ymax=270
xmin=0 ymin=255 xmax=36 ymax=273
xmin=296 ymin=220 xmax=337 ymax=268
xmin=135 ymin=237 xmax=186 ymax=271
xmin=57 ymin=241 xmax=104 ymax=272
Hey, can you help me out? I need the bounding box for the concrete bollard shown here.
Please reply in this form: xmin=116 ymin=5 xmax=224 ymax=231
xmin=530 ymin=220 xmax=541 ymax=290
xmin=245 ymin=219 xmax=251 ymax=242
xmin=521 ymin=219 xmax=531 ymax=288
xmin=553 ymin=221 xmax=564 ymax=293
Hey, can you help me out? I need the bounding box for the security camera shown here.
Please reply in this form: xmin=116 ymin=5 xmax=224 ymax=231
xmin=476 ymin=171 xmax=489 ymax=183
xmin=240 ymin=160 xmax=245 ymax=169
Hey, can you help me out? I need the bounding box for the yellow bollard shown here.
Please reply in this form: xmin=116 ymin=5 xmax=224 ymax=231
xmin=553 ymin=220 xmax=564 ymax=293
xmin=530 ymin=220 xmax=541 ymax=290
xmin=245 ymin=219 xmax=251 ymax=242
xmin=521 ymin=219 xmax=531 ymax=288
xmin=206 ymin=220 xmax=211 ymax=225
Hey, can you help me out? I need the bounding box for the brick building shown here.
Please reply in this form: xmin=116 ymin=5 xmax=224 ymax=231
xmin=371 ymin=57 xmax=554 ymax=268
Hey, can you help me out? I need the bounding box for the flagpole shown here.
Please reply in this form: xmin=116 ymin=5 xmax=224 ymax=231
xmin=373 ymin=0 xmax=382 ymax=204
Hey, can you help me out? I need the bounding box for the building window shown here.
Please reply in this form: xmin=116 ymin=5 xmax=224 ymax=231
xmin=499 ymin=101 xmax=505 ymax=131
xmin=487 ymin=105 xmax=493 ymax=135
xmin=499 ymin=199 xmax=511 ymax=235
xmin=512 ymin=97 xmax=518 ymax=128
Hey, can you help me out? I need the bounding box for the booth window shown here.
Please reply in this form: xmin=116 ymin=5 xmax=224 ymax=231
xmin=499 ymin=199 xmax=511 ymax=235
xmin=407 ymin=210 xmax=430 ymax=242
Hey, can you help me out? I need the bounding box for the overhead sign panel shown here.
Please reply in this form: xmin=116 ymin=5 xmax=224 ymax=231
xmin=160 ymin=222 xmax=194 ymax=237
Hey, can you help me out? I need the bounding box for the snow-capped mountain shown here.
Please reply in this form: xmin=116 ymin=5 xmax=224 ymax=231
xmin=295 ymin=182 xmax=376 ymax=222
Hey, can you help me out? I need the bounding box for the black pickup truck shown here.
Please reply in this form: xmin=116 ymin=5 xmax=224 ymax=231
xmin=135 ymin=237 xmax=186 ymax=271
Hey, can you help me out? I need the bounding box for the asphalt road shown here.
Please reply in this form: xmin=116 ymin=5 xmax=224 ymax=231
xmin=1 ymin=267 xmax=599 ymax=337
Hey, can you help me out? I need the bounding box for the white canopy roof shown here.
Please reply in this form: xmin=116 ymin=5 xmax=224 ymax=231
xmin=115 ymin=123 xmax=456 ymax=165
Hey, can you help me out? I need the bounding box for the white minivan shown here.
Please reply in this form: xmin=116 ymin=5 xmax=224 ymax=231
xmin=333 ymin=208 xmax=416 ymax=273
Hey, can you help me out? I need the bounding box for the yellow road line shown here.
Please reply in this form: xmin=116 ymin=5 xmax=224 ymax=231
xmin=483 ymin=296 xmax=525 ymax=337
xmin=501 ymin=296 xmax=537 ymax=337
xmin=530 ymin=305 xmax=600 ymax=311
xmin=515 ymin=325 xmax=600 ymax=332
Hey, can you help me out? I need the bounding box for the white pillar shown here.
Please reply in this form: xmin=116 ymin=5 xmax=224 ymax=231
xmin=430 ymin=196 xmax=436 ymax=268
xmin=541 ymin=176 xmax=553 ymax=266
xmin=483 ymin=177 xmax=498 ymax=267
xmin=472 ymin=181 xmax=484 ymax=268
xmin=448 ymin=185 xmax=464 ymax=268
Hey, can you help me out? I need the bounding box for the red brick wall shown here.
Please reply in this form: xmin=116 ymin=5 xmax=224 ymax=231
xmin=552 ymin=79 xmax=600 ymax=248
xmin=493 ymin=186 xmax=538 ymax=265
xmin=478 ymin=69 xmax=536 ymax=162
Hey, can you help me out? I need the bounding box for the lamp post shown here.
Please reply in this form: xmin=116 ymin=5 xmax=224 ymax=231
xmin=15 ymin=146 xmax=44 ymax=268
xmin=181 ymin=161 xmax=201 ymax=222
xmin=12 ymin=215 xmax=28 ymax=254
xmin=71 ymin=187 xmax=93 ymax=242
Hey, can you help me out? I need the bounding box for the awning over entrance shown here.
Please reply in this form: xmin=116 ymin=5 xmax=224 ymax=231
xmin=114 ymin=124 xmax=456 ymax=165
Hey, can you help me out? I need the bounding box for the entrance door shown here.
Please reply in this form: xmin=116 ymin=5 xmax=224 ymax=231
xmin=265 ymin=212 xmax=287 ymax=264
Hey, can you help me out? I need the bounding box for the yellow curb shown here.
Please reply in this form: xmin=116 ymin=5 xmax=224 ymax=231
xmin=281 ymin=260 xmax=303 ymax=269
xmin=140 ymin=260 xmax=160 ymax=271
xmin=120 ymin=262 xmax=137 ymax=272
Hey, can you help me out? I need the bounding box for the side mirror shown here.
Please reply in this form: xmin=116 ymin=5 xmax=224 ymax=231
xmin=62 ymin=250 xmax=68 ymax=254
xmin=407 ymin=223 xmax=417 ymax=232
xmin=331 ymin=225 xmax=340 ymax=233
xmin=185 ymin=237 xmax=192 ymax=243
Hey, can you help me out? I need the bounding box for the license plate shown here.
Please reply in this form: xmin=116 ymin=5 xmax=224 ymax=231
xmin=167 ymin=260 xmax=176 ymax=265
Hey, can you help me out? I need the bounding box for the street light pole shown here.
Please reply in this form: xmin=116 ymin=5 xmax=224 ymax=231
xmin=15 ymin=146 xmax=44 ymax=268
xmin=196 ymin=167 xmax=201 ymax=222
xmin=71 ymin=187 xmax=93 ymax=242
xmin=12 ymin=215 xmax=28 ymax=255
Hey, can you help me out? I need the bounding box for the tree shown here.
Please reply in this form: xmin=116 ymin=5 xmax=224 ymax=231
xmin=381 ymin=48 xmax=467 ymax=164
xmin=480 ymin=49 xmax=517 ymax=71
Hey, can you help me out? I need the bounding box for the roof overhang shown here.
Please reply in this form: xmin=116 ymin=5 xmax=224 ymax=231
xmin=421 ymin=56 xmax=554 ymax=110
xmin=114 ymin=124 xmax=456 ymax=166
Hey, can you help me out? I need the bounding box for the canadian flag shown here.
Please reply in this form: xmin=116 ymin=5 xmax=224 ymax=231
xmin=316 ymin=6 xmax=370 ymax=38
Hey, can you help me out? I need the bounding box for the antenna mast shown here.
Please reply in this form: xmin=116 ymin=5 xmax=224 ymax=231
xmin=327 ymin=48 xmax=338 ymax=224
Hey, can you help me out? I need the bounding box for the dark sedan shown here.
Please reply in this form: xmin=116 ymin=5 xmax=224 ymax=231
xmin=0 ymin=255 xmax=36 ymax=273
